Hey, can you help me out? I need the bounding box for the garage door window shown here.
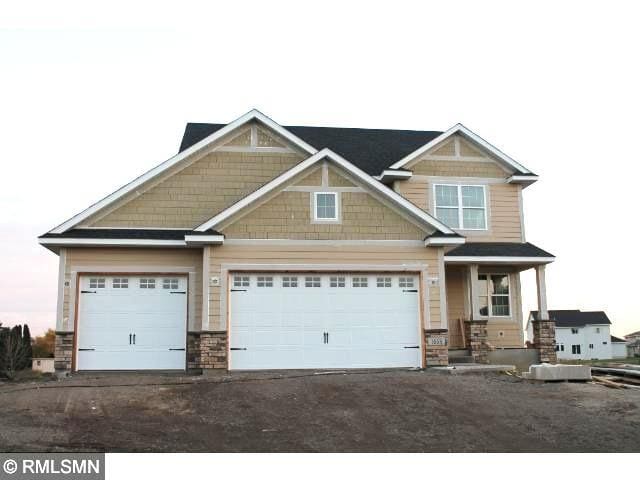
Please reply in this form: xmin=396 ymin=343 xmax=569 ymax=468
xmin=399 ymin=277 xmax=414 ymax=288
xmin=305 ymin=276 xmax=321 ymax=287
xmin=89 ymin=278 xmax=106 ymax=289
xmin=163 ymin=278 xmax=179 ymax=290
xmin=112 ymin=278 xmax=129 ymax=289
xmin=330 ymin=276 xmax=346 ymax=287
xmin=352 ymin=277 xmax=368 ymax=287
xmin=377 ymin=277 xmax=392 ymax=288
xmin=140 ymin=278 xmax=156 ymax=289
xmin=233 ymin=276 xmax=250 ymax=288
xmin=282 ymin=276 xmax=298 ymax=288
xmin=257 ymin=276 xmax=274 ymax=287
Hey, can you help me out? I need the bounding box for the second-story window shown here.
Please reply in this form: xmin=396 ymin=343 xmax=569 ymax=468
xmin=434 ymin=184 xmax=487 ymax=230
xmin=313 ymin=192 xmax=338 ymax=221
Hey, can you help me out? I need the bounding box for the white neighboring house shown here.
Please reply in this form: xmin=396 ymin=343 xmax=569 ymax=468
xmin=32 ymin=358 xmax=55 ymax=373
xmin=527 ymin=310 xmax=626 ymax=360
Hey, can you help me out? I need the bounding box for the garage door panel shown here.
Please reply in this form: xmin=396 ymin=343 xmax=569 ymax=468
xmin=77 ymin=275 xmax=187 ymax=371
xmin=230 ymin=273 xmax=420 ymax=370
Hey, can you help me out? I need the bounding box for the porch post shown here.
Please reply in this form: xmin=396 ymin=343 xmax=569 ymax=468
xmin=465 ymin=264 xmax=489 ymax=363
xmin=533 ymin=264 xmax=556 ymax=363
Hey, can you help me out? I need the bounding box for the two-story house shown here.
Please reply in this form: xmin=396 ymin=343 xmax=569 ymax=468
xmin=39 ymin=110 xmax=556 ymax=373
xmin=527 ymin=310 xmax=627 ymax=360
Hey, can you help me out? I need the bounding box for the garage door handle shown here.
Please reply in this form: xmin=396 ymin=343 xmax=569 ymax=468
xmin=403 ymin=289 xmax=418 ymax=293
xmin=230 ymin=289 xmax=247 ymax=292
xmin=169 ymin=348 xmax=185 ymax=351
xmin=230 ymin=347 xmax=247 ymax=351
xmin=81 ymin=290 xmax=96 ymax=294
xmin=404 ymin=346 xmax=420 ymax=349
xmin=78 ymin=348 xmax=95 ymax=351
xmin=170 ymin=291 xmax=186 ymax=294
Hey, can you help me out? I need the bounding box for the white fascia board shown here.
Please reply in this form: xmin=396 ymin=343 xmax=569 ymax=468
xmin=38 ymin=238 xmax=186 ymax=247
xmin=49 ymin=109 xmax=318 ymax=234
xmin=424 ymin=237 xmax=466 ymax=246
xmin=376 ymin=169 xmax=413 ymax=183
xmin=195 ymin=148 xmax=456 ymax=235
xmin=388 ymin=123 xmax=532 ymax=174
xmin=444 ymin=255 xmax=556 ymax=264
xmin=508 ymin=175 xmax=539 ymax=184
xmin=184 ymin=235 xmax=225 ymax=245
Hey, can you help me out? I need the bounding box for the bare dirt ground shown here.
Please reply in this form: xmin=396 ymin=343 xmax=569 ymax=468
xmin=0 ymin=370 xmax=639 ymax=452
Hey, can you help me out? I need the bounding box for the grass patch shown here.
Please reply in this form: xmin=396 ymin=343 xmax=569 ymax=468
xmin=559 ymin=357 xmax=640 ymax=366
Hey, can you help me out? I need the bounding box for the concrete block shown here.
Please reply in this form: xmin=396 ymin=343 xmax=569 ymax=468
xmin=524 ymin=364 xmax=591 ymax=381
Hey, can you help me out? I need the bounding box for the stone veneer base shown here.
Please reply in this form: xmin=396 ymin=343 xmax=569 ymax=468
xmin=532 ymin=319 xmax=558 ymax=363
xmin=424 ymin=329 xmax=449 ymax=366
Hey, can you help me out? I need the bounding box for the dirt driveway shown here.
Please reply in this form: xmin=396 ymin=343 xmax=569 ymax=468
xmin=0 ymin=370 xmax=638 ymax=452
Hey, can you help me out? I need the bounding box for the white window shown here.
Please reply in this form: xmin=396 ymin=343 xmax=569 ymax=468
xmin=282 ymin=276 xmax=298 ymax=288
xmin=313 ymin=192 xmax=338 ymax=221
xmin=572 ymin=345 xmax=581 ymax=355
xmin=330 ymin=276 xmax=346 ymax=288
xmin=140 ymin=278 xmax=156 ymax=289
xmin=555 ymin=344 xmax=565 ymax=352
xmin=434 ymin=184 xmax=487 ymax=230
xmin=305 ymin=276 xmax=321 ymax=288
xmin=589 ymin=344 xmax=594 ymax=349
xmin=257 ymin=276 xmax=273 ymax=287
xmin=571 ymin=328 xmax=579 ymax=334
xmin=352 ymin=277 xmax=368 ymax=288
xmin=595 ymin=327 xmax=600 ymax=333
xmin=376 ymin=277 xmax=392 ymax=288
xmin=233 ymin=276 xmax=250 ymax=288
xmin=163 ymin=278 xmax=179 ymax=290
xmin=478 ymin=274 xmax=510 ymax=317
xmin=112 ymin=278 xmax=128 ymax=289
xmin=399 ymin=277 xmax=415 ymax=289
xmin=89 ymin=278 xmax=106 ymax=289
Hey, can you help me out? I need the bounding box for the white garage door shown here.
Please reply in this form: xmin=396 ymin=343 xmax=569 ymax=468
xmin=229 ymin=273 xmax=421 ymax=370
xmin=76 ymin=275 xmax=187 ymax=370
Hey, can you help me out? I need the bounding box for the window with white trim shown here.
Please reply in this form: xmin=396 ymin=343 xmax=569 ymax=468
xmin=163 ymin=278 xmax=179 ymax=290
xmin=112 ymin=278 xmax=128 ymax=289
xmin=330 ymin=276 xmax=346 ymax=288
xmin=399 ymin=277 xmax=415 ymax=289
xmin=89 ymin=278 xmax=106 ymax=289
xmin=478 ymin=274 xmax=510 ymax=317
xmin=595 ymin=327 xmax=600 ymax=333
xmin=589 ymin=344 xmax=594 ymax=349
xmin=376 ymin=277 xmax=392 ymax=288
xmin=434 ymin=184 xmax=487 ymax=230
xmin=313 ymin=192 xmax=338 ymax=221
xmin=555 ymin=344 xmax=565 ymax=352
xmin=257 ymin=276 xmax=273 ymax=287
xmin=352 ymin=277 xmax=368 ymax=288
xmin=305 ymin=276 xmax=321 ymax=287
xmin=140 ymin=278 xmax=156 ymax=289
xmin=571 ymin=328 xmax=579 ymax=334
xmin=233 ymin=276 xmax=250 ymax=288
xmin=282 ymin=276 xmax=298 ymax=288
xmin=572 ymin=344 xmax=581 ymax=355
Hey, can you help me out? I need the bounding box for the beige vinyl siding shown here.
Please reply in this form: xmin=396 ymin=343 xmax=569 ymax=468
xmin=486 ymin=321 xmax=523 ymax=348
xmin=206 ymin=244 xmax=444 ymax=331
xmin=328 ymin=166 xmax=357 ymax=187
xmin=446 ymin=265 xmax=467 ymax=348
xmin=412 ymin=159 xmax=509 ymax=178
xmin=293 ymin=166 xmax=323 ymax=186
xmin=85 ymin=151 xmax=303 ymax=228
xmin=62 ymin=248 xmax=203 ymax=330
xmin=221 ymin=190 xmax=427 ymax=240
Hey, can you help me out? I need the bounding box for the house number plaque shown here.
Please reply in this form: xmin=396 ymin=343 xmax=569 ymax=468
xmin=427 ymin=335 xmax=448 ymax=346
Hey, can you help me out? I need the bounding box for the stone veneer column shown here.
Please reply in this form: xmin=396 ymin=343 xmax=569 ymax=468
xmin=424 ymin=329 xmax=449 ymax=366
xmin=54 ymin=331 xmax=74 ymax=372
xmin=532 ymin=320 xmax=557 ymax=363
xmin=187 ymin=333 xmax=202 ymax=370
xmin=200 ymin=331 xmax=228 ymax=370
xmin=464 ymin=320 xmax=490 ymax=364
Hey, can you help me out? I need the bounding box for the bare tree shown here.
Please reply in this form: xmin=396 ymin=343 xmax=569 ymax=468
xmin=1 ymin=326 xmax=30 ymax=380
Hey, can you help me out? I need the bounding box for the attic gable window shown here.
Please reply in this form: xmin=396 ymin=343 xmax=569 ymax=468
xmin=434 ymin=184 xmax=487 ymax=230
xmin=313 ymin=192 xmax=338 ymax=221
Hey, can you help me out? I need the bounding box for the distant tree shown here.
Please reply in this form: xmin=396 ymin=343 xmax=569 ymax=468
xmin=32 ymin=329 xmax=56 ymax=358
xmin=1 ymin=326 xmax=30 ymax=379
xmin=22 ymin=324 xmax=33 ymax=369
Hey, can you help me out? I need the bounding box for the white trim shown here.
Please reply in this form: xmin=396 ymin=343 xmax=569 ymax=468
xmin=433 ymin=184 xmax=488 ymax=231
xmin=70 ymin=266 xmax=196 ymax=273
xmin=195 ymin=148 xmax=456 ymax=235
xmin=184 ymin=235 xmax=225 ymax=245
xmin=444 ymin=256 xmax=555 ymax=264
xmin=39 ymin=238 xmax=187 ymax=247
xmin=508 ymin=175 xmax=539 ymax=184
xmin=376 ymin=169 xmax=413 ymax=183
xmin=223 ymin=239 xmax=426 ymax=247
xmin=55 ymin=248 xmax=67 ymax=331
xmin=477 ymin=272 xmax=512 ymax=319
xmin=414 ymin=175 xmax=506 ymax=184
xmin=202 ymin=246 xmax=211 ymax=331
xmin=221 ymin=263 xmax=429 ymax=272
xmin=312 ymin=191 xmax=339 ymax=222
xmin=423 ymin=237 xmax=465 ymax=246
xmin=67 ymin=271 xmax=77 ymax=331
xmin=49 ymin=109 xmax=318 ymax=234
xmin=188 ymin=271 xmax=197 ymax=331
xmin=388 ymin=123 xmax=532 ymax=174
xmin=285 ymin=186 xmax=363 ymax=193
xmin=438 ymin=248 xmax=448 ymax=330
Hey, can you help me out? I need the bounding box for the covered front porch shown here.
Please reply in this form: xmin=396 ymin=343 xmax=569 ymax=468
xmin=443 ymin=242 xmax=556 ymax=364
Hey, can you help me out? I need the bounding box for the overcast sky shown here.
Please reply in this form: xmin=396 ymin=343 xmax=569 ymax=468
xmin=1 ymin=1 xmax=638 ymax=337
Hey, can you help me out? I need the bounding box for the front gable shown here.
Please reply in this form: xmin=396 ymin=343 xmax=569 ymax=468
xmin=220 ymin=162 xmax=428 ymax=240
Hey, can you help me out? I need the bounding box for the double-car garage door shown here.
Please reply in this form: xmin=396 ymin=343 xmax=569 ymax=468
xmin=75 ymin=272 xmax=421 ymax=371
xmin=229 ymin=273 xmax=421 ymax=370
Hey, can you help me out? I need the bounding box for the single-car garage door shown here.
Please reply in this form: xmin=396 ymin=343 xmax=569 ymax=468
xmin=76 ymin=275 xmax=187 ymax=371
xmin=229 ymin=273 xmax=421 ymax=370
